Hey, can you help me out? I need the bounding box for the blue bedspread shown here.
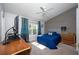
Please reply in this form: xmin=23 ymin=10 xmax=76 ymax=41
xmin=37 ymin=32 xmax=61 ymax=49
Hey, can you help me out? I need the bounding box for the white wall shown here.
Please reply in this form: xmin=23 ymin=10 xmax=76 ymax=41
xmin=0 ymin=12 xmax=21 ymax=42
xmin=76 ymin=4 xmax=79 ymax=54
xmin=0 ymin=4 xmax=6 ymax=42
xmin=0 ymin=5 xmax=1 ymax=35
xmin=1 ymin=11 xmax=6 ymax=42
xmin=5 ymin=12 xmax=23 ymax=36
xmin=45 ymin=8 xmax=76 ymax=33
xmin=5 ymin=12 xmax=17 ymax=31
xmin=0 ymin=5 xmax=2 ymax=41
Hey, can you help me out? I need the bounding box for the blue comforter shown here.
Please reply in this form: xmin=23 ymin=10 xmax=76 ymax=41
xmin=37 ymin=32 xmax=61 ymax=49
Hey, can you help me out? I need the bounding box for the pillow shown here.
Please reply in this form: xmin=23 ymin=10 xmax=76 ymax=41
xmin=38 ymin=35 xmax=42 ymax=37
xmin=48 ymin=32 xmax=52 ymax=35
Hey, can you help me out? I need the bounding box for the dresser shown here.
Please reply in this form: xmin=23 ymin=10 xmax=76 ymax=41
xmin=61 ymin=33 xmax=76 ymax=47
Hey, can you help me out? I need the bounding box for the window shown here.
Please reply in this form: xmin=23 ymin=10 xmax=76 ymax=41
xmin=29 ymin=22 xmax=38 ymax=35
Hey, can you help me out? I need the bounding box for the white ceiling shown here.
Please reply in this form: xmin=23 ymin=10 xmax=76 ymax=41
xmin=3 ymin=3 xmax=77 ymax=21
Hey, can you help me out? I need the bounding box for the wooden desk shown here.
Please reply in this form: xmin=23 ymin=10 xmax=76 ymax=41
xmin=0 ymin=39 xmax=31 ymax=55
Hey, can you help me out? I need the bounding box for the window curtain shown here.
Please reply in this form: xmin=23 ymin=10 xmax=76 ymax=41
xmin=38 ymin=21 xmax=41 ymax=35
xmin=21 ymin=18 xmax=29 ymax=42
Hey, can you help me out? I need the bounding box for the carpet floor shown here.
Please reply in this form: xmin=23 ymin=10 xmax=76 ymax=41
xmin=30 ymin=41 xmax=78 ymax=55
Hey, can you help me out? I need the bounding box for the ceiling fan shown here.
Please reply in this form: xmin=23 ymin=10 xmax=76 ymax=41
xmin=36 ymin=6 xmax=53 ymax=17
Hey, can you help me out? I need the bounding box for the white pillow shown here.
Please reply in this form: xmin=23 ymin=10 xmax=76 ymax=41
xmin=48 ymin=32 xmax=52 ymax=35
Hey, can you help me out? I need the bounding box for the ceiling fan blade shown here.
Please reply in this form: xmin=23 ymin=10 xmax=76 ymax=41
xmin=40 ymin=7 xmax=45 ymax=12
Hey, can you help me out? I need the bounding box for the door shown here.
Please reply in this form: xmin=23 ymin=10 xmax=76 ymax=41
xmin=29 ymin=22 xmax=38 ymax=42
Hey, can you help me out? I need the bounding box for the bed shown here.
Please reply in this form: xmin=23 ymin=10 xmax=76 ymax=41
xmin=37 ymin=32 xmax=61 ymax=49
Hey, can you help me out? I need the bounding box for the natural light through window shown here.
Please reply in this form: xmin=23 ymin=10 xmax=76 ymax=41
xmin=32 ymin=42 xmax=46 ymax=50
xmin=29 ymin=22 xmax=38 ymax=35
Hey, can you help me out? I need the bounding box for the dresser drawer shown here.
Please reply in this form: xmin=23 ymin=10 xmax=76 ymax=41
xmin=62 ymin=37 xmax=75 ymax=42
xmin=61 ymin=33 xmax=76 ymax=46
xmin=62 ymin=39 xmax=75 ymax=44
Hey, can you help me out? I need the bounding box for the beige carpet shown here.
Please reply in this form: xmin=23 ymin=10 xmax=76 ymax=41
xmin=30 ymin=41 xmax=78 ymax=55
